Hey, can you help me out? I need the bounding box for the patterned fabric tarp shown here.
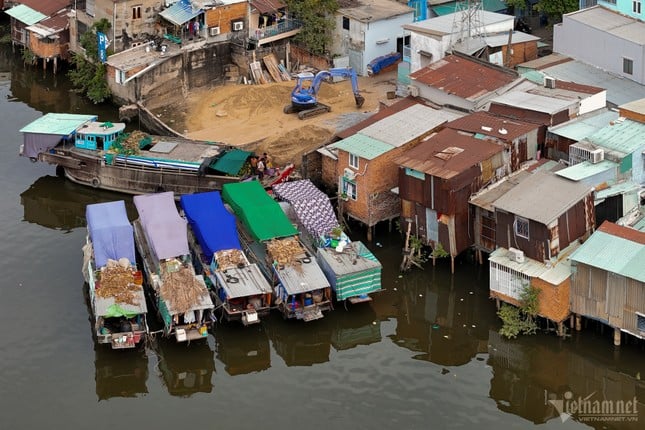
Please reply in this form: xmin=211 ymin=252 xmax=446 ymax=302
xmin=273 ymin=179 xmax=339 ymax=239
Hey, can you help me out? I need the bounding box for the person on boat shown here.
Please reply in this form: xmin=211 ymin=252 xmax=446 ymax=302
xmin=250 ymin=156 xmax=258 ymax=176
xmin=257 ymin=157 xmax=266 ymax=180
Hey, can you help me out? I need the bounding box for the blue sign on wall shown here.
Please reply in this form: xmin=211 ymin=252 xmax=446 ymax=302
xmin=97 ymin=32 xmax=108 ymax=63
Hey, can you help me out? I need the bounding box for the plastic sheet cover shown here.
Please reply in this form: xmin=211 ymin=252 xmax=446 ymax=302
xmin=86 ymin=200 xmax=136 ymax=268
xmin=133 ymin=192 xmax=189 ymax=260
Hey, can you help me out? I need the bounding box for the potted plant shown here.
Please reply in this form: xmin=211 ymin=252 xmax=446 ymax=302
xmin=340 ymin=192 xmax=348 ymax=201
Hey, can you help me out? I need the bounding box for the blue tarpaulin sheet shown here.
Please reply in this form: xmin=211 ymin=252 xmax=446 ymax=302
xmin=179 ymin=191 xmax=241 ymax=263
xmin=86 ymin=200 xmax=136 ymax=268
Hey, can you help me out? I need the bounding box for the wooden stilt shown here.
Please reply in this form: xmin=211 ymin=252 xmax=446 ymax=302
xmin=367 ymin=225 xmax=372 ymax=242
xmin=43 ymin=58 xmax=46 ymax=71
xmin=53 ymin=57 xmax=57 ymax=74
xmin=575 ymin=314 xmax=581 ymax=331
xmin=450 ymin=256 xmax=454 ymax=274
xmin=557 ymin=322 xmax=564 ymax=337
xmin=495 ymin=298 xmax=500 ymax=310
xmin=613 ymin=327 xmax=621 ymax=346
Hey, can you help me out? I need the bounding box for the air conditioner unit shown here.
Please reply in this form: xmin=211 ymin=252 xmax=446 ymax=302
xmin=407 ymin=85 xmax=419 ymax=97
xmin=508 ymin=247 xmax=525 ymax=263
xmin=544 ymin=76 xmax=556 ymax=89
xmin=343 ymin=167 xmax=356 ymax=180
xmin=233 ymin=21 xmax=244 ymax=31
xmin=209 ymin=26 xmax=220 ymax=36
xmin=590 ymin=148 xmax=604 ymax=164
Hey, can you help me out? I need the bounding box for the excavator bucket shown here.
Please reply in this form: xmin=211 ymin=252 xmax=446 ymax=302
xmin=355 ymin=94 xmax=365 ymax=108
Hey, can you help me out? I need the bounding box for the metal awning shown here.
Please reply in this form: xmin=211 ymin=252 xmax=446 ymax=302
xmin=5 ymin=4 xmax=46 ymax=26
xmin=159 ymin=0 xmax=202 ymax=26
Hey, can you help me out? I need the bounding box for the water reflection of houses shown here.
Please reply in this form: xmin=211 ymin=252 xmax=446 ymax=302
xmin=330 ymin=305 xmax=381 ymax=352
xmin=94 ymin=345 xmax=148 ymax=401
xmin=20 ymin=176 xmax=131 ymax=231
xmin=215 ymin=324 xmax=270 ymax=376
xmin=154 ymin=340 xmax=215 ymax=397
xmin=488 ymin=330 xmax=644 ymax=429
xmin=388 ymin=270 xmax=490 ymax=366
xmin=266 ymin=318 xmax=332 ymax=367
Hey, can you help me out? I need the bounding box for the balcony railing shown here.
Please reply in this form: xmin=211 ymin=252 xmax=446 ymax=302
xmin=250 ymin=19 xmax=302 ymax=42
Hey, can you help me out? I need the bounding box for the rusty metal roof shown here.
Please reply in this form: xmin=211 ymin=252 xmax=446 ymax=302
xmin=469 ymin=169 xmax=532 ymax=211
xmin=410 ymin=54 xmax=519 ymax=101
xmin=251 ymin=0 xmax=286 ymax=14
xmin=26 ymin=11 xmax=68 ymax=38
xmin=338 ymin=0 xmax=414 ymax=22
xmin=446 ymin=111 xmax=539 ymax=140
xmin=395 ymin=128 xmax=503 ymax=179
xmin=17 ymin=0 xmax=70 ymax=16
xmin=493 ymin=170 xmax=593 ymax=225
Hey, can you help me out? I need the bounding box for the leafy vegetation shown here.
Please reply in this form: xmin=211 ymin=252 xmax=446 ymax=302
xmin=21 ymin=48 xmax=37 ymax=66
xmin=504 ymin=0 xmax=577 ymax=22
xmin=430 ymin=242 xmax=449 ymax=259
xmin=68 ymin=19 xmax=112 ymax=104
xmin=498 ymin=282 xmax=540 ymax=339
xmin=286 ymin=0 xmax=338 ymax=55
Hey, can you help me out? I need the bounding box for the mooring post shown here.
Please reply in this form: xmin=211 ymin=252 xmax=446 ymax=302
xmin=613 ymin=328 xmax=621 ymax=346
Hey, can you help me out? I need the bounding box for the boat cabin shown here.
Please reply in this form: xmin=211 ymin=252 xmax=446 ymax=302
xmin=75 ymin=121 xmax=127 ymax=151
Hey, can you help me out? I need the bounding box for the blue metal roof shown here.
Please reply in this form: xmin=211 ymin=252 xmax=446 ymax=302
xmin=5 ymin=4 xmax=46 ymax=26
xmin=587 ymin=118 xmax=645 ymax=155
xmin=19 ymin=113 xmax=97 ymax=135
xmin=555 ymin=159 xmax=617 ymax=181
xmin=548 ymin=109 xmax=619 ymax=142
xmin=159 ymin=0 xmax=202 ymax=26
xmin=331 ymin=134 xmax=394 ymax=160
xmin=570 ymin=230 xmax=645 ymax=282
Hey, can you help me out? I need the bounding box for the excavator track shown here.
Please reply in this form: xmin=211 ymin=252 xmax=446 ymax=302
xmin=297 ymin=103 xmax=331 ymax=120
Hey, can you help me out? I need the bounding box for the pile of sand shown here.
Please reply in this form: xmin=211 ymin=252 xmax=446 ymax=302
xmin=181 ymin=71 xmax=397 ymax=166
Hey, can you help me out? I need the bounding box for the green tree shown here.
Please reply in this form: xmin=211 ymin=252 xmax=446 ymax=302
xmin=287 ymin=0 xmax=338 ymax=55
xmin=498 ymin=281 xmax=540 ymax=339
xmin=67 ymin=18 xmax=112 ymax=104
xmin=535 ymin=0 xmax=578 ymax=22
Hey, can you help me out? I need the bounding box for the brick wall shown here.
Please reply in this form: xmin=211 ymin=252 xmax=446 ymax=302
xmin=204 ymin=3 xmax=247 ymax=34
xmin=288 ymin=44 xmax=331 ymax=71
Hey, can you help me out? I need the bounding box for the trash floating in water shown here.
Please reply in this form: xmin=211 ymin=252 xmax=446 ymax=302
xmin=372 ymin=321 xmax=377 ymax=325
xmin=460 ymin=298 xmax=464 ymax=301
xmin=469 ymin=291 xmax=474 ymax=295
xmin=471 ymin=324 xmax=476 ymax=328
xmin=443 ymin=335 xmax=450 ymax=339
xmin=376 ymin=242 xmax=382 ymax=247
xmin=441 ymin=368 xmax=450 ymax=375
xmin=419 ymin=294 xmax=423 ymax=297
xmin=398 ymin=275 xmax=403 ymax=278
xmin=432 ymin=324 xmax=440 ymax=329
xmin=393 ymin=287 xmax=397 ymax=291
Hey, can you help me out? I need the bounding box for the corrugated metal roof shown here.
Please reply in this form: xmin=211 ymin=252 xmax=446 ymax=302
xmin=316 ymin=241 xmax=382 ymax=276
xmin=160 ymin=0 xmax=202 ymax=26
xmin=483 ymin=31 xmax=540 ymax=48
xmin=569 ymin=222 xmax=645 ymax=282
xmin=14 ymin=0 xmax=70 ymax=16
xmin=470 ymin=169 xmax=532 ymax=211
xmin=403 ymin=10 xmax=513 ymax=36
xmin=489 ymin=247 xmax=548 ymax=277
xmin=214 ymin=263 xmax=273 ymax=299
xmin=595 ymin=180 xmax=640 ymax=200
xmin=19 ymin=113 xmax=97 ymax=135
xmin=331 ymin=134 xmax=393 ymax=160
xmin=518 ymin=53 xmax=572 ymax=71
xmin=336 ymin=97 xmax=427 ymax=140
xmin=587 ymin=118 xmax=645 ymax=155
xmin=359 ymin=104 xmax=461 ymax=148
xmin=490 ymin=90 xmax=575 ymax=115
xmin=432 ymin=0 xmax=507 ymax=16
xmin=5 ymin=4 xmax=46 ymax=25
xmin=548 ymin=109 xmax=619 ymax=141
xmin=563 ymin=5 xmax=645 ymax=44
xmin=395 ymin=128 xmax=503 ymax=178
xmin=251 ymin=0 xmax=286 ymax=14
xmin=493 ymin=170 xmax=593 ymax=225
xmin=338 ymin=0 xmax=414 ymax=22
xmin=555 ymin=160 xmax=617 ymax=181
xmin=276 ymin=258 xmax=331 ymax=295
xmin=410 ymin=54 xmax=520 ymax=101
xmin=26 ymin=12 xmax=68 ymax=38
xmin=532 ymin=60 xmax=645 ymax=107
xmin=446 ymin=111 xmax=539 ymax=140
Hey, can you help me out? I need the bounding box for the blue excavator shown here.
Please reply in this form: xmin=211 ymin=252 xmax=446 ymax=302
xmin=284 ymin=67 xmax=365 ymax=120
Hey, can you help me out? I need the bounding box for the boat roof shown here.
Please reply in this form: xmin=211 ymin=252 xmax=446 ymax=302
xmin=316 ymin=241 xmax=382 ymax=275
xmin=86 ymin=200 xmax=136 ymax=268
xmin=133 ymin=192 xmax=189 ymax=259
xmin=214 ymin=263 xmax=273 ymax=299
xmin=210 ymin=149 xmax=252 ymax=176
xmin=180 ymin=191 xmax=241 ymax=263
xmin=94 ymin=286 xmax=148 ymax=317
xmin=222 ymin=181 xmax=298 ymax=241
xmin=77 ymin=121 xmax=126 ymax=136
xmin=19 ymin=113 xmax=97 ymax=135
xmin=275 ymin=255 xmax=331 ymax=295
xmin=272 ymin=179 xmax=339 ymax=238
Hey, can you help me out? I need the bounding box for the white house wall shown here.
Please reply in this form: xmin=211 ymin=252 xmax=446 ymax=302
xmin=489 ymin=261 xmax=531 ymax=301
xmin=553 ymin=19 xmax=645 ymax=85
xmin=579 ymin=90 xmax=608 ymax=115
xmin=408 ymin=33 xmax=451 ymax=73
xmin=362 ymin=14 xmax=414 ymax=75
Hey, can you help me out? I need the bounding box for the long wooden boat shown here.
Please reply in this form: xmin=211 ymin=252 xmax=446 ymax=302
xmin=132 ymin=191 xmax=215 ymax=342
xmin=222 ymin=181 xmax=334 ymax=322
xmin=19 ymin=113 xmax=249 ymax=195
xmin=179 ymin=191 xmax=273 ymax=325
xmin=272 ymin=179 xmax=382 ymax=304
xmin=82 ymin=200 xmax=149 ymax=349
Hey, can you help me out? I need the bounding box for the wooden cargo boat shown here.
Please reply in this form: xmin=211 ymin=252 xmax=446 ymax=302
xmin=272 ymin=179 xmax=382 ymax=304
xmin=179 ymin=191 xmax=273 ymax=325
xmin=222 ymin=181 xmax=334 ymax=322
xmin=19 ymin=113 xmax=252 ymax=195
xmin=132 ymin=191 xmax=215 ymax=342
xmin=82 ymin=200 xmax=149 ymax=349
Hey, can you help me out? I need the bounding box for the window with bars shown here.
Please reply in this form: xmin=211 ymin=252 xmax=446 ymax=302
xmin=624 ymin=58 xmax=634 ymax=75
xmin=633 ymin=1 xmax=642 ymax=14
xmin=349 ymin=153 xmax=359 ymax=169
xmin=514 ymin=216 xmax=529 ymax=239
xmin=132 ymin=5 xmax=142 ymax=20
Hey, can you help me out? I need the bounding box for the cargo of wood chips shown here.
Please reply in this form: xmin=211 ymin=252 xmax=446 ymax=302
xmin=214 ymin=249 xmax=246 ymax=270
xmin=160 ymin=262 xmax=206 ymax=314
xmin=266 ymin=237 xmax=305 ymax=266
xmin=97 ymin=265 xmax=141 ymax=306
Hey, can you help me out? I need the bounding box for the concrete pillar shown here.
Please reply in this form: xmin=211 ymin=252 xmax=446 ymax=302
xmin=450 ymin=256 xmax=455 ymax=274
xmin=613 ymin=328 xmax=621 ymax=346
xmin=557 ymin=322 xmax=564 ymax=337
